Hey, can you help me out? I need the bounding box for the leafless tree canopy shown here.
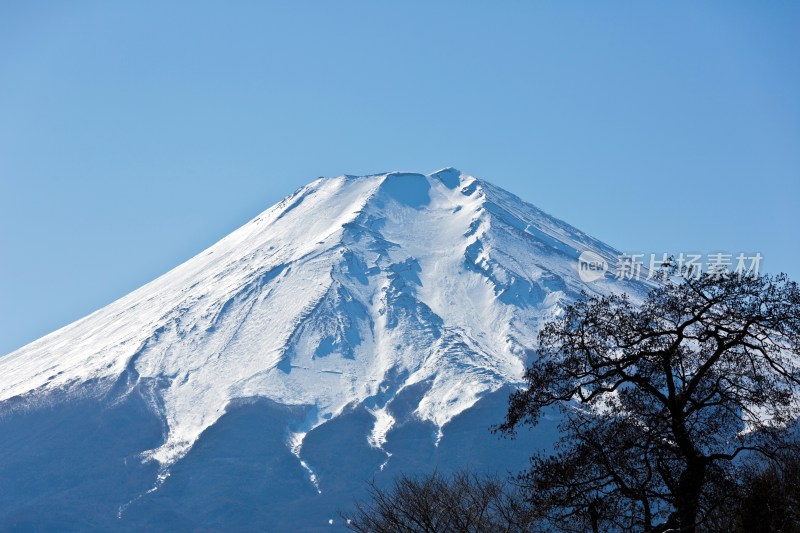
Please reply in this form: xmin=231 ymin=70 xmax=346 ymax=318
xmin=704 ymin=449 xmax=800 ymax=532
xmin=344 ymin=471 xmax=533 ymax=533
xmin=499 ymin=268 xmax=800 ymax=532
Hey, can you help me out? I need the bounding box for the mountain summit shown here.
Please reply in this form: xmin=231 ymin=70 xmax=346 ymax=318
xmin=0 ymin=169 xmax=638 ymax=530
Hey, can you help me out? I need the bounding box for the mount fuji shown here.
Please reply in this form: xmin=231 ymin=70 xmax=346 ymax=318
xmin=0 ymin=168 xmax=644 ymax=531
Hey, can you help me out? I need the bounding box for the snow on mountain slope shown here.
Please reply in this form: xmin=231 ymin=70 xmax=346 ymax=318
xmin=0 ymin=168 xmax=638 ymax=473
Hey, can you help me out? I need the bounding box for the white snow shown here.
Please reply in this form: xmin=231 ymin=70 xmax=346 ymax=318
xmin=367 ymin=406 xmax=395 ymax=450
xmin=0 ymin=168 xmax=639 ymax=475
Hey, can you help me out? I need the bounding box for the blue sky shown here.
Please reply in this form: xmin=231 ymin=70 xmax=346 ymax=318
xmin=1 ymin=2 xmax=798 ymax=355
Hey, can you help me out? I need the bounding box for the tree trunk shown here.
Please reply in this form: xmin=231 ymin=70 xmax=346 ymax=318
xmin=674 ymin=459 xmax=705 ymax=533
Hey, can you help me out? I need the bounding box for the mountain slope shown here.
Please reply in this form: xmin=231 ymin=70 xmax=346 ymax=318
xmin=0 ymin=168 xmax=642 ymax=529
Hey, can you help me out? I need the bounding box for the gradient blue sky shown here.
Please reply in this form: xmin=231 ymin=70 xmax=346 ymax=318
xmin=1 ymin=2 xmax=798 ymax=355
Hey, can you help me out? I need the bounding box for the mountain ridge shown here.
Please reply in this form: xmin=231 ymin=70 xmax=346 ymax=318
xmin=0 ymin=168 xmax=640 ymax=479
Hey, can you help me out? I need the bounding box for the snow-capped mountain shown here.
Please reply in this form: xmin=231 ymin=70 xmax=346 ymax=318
xmin=0 ymin=169 xmax=641 ymax=530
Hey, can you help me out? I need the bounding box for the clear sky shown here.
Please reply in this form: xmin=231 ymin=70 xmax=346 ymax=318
xmin=1 ymin=2 xmax=798 ymax=355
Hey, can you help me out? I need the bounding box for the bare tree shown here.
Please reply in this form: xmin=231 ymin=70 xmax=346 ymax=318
xmin=499 ymin=268 xmax=800 ymax=532
xmin=704 ymin=449 xmax=800 ymax=533
xmin=344 ymin=471 xmax=533 ymax=533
